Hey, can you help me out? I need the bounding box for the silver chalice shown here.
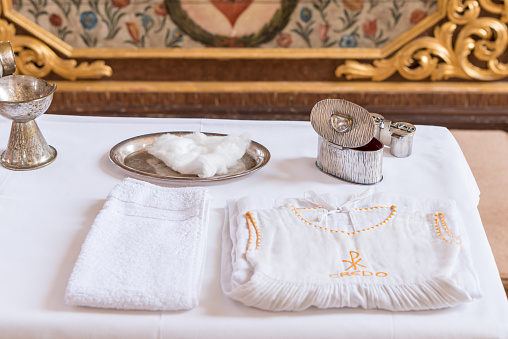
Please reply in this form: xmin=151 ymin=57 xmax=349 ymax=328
xmin=0 ymin=75 xmax=57 ymax=170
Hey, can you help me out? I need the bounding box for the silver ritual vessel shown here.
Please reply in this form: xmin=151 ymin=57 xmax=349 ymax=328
xmin=0 ymin=41 xmax=57 ymax=170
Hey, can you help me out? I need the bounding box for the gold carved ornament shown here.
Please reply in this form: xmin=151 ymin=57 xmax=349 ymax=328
xmin=0 ymin=18 xmax=112 ymax=80
xmin=336 ymin=0 xmax=508 ymax=81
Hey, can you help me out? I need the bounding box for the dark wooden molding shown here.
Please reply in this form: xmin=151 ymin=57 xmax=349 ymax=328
xmin=48 ymin=89 xmax=508 ymax=130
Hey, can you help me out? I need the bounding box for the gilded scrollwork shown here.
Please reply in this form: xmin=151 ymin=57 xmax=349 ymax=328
xmin=447 ymin=0 xmax=480 ymax=25
xmin=0 ymin=18 xmax=112 ymax=80
xmin=478 ymin=0 xmax=508 ymax=23
xmin=336 ymin=0 xmax=508 ymax=81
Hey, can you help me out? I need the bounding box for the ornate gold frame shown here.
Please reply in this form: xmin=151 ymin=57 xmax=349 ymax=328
xmin=0 ymin=0 xmax=507 ymax=82
xmin=337 ymin=0 xmax=508 ymax=81
xmin=0 ymin=17 xmax=112 ymax=80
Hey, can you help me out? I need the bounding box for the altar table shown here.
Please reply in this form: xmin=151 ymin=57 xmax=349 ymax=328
xmin=0 ymin=115 xmax=507 ymax=338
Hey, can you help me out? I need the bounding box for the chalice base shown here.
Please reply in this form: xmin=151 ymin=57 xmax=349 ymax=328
xmin=1 ymin=120 xmax=57 ymax=170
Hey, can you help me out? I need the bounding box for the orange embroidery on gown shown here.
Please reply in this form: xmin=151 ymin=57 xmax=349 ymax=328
xmin=246 ymin=212 xmax=261 ymax=251
xmin=342 ymin=251 xmax=367 ymax=271
xmin=434 ymin=212 xmax=460 ymax=245
xmin=291 ymin=205 xmax=397 ymax=235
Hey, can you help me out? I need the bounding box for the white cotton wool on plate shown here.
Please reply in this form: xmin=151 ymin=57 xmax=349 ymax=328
xmin=147 ymin=132 xmax=251 ymax=178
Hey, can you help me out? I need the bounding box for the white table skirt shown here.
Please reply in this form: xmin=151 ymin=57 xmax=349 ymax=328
xmin=0 ymin=114 xmax=506 ymax=339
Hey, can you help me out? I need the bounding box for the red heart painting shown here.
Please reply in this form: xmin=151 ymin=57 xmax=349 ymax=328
xmin=209 ymin=0 xmax=254 ymax=27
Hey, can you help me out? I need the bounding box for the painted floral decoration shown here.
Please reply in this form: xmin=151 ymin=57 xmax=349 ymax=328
xmin=15 ymin=0 xmax=436 ymax=49
xmin=277 ymin=33 xmax=292 ymax=47
xmin=111 ymin=0 xmax=130 ymax=9
xmin=319 ymin=24 xmax=330 ymax=41
xmin=80 ymin=11 xmax=98 ymax=30
xmin=154 ymin=3 xmax=167 ymax=16
xmin=141 ymin=14 xmax=153 ymax=27
xmin=362 ymin=19 xmax=377 ymax=36
xmin=165 ymin=28 xmax=183 ymax=47
xmin=339 ymin=34 xmax=358 ymax=47
xmin=300 ymin=7 xmax=312 ymax=23
xmin=410 ymin=9 xmax=427 ymax=24
xmin=49 ymin=14 xmax=62 ymax=27
xmin=126 ymin=22 xmax=140 ymax=43
xmin=343 ymin=0 xmax=363 ymax=11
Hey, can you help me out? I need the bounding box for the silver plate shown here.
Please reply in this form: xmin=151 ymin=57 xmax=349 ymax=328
xmin=109 ymin=132 xmax=271 ymax=182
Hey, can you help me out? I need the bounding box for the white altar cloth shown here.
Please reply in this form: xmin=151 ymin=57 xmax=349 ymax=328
xmin=0 ymin=115 xmax=506 ymax=339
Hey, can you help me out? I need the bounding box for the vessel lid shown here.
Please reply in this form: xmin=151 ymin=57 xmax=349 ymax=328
xmin=390 ymin=122 xmax=416 ymax=137
xmin=310 ymin=99 xmax=375 ymax=148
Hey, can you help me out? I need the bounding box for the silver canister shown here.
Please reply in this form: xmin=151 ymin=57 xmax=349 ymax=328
xmin=311 ymin=99 xmax=383 ymax=185
xmin=379 ymin=119 xmax=393 ymax=146
xmin=370 ymin=113 xmax=384 ymax=140
xmin=316 ymin=136 xmax=383 ymax=184
xmin=389 ymin=122 xmax=416 ymax=158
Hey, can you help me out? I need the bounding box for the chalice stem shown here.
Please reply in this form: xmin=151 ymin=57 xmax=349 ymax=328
xmin=1 ymin=120 xmax=56 ymax=170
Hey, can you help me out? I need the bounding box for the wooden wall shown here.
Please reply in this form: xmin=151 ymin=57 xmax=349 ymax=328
xmin=46 ymin=57 xmax=508 ymax=130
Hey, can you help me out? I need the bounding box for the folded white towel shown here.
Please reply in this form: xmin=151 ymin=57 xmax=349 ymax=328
xmin=65 ymin=178 xmax=210 ymax=311
xmin=147 ymin=132 xmax=251 ymax=178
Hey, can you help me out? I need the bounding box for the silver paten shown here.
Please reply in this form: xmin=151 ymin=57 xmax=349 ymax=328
xmin=109 ymin=132 xmax=271 ymax=183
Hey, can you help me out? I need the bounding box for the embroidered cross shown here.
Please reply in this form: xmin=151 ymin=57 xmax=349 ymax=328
xmin=342 ymin=251 xmax=366 ymax=271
